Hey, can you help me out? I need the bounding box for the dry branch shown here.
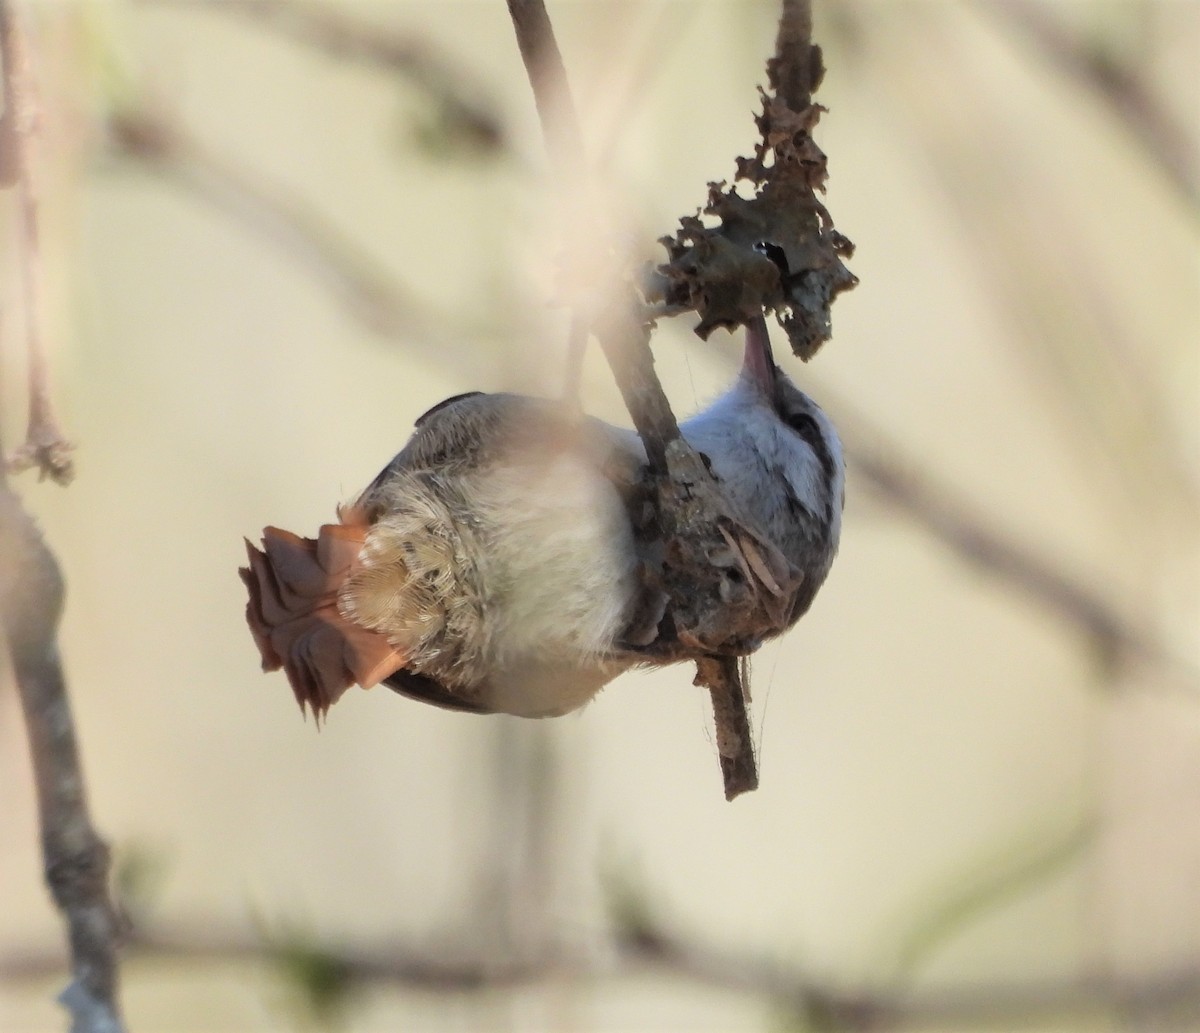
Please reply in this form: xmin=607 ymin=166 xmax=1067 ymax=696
xmin=1 ymin=494 xmax=127 ymax=1033
xmin=1 ymin=0 xmax=74 ymax=484
xmin=0 ymin=5 xmax=126 ymax=1029
xmin=695 ymin=656 xmax=758 ymax=800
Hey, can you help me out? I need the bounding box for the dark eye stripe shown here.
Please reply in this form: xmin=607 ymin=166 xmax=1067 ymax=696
xmin=784 ymin=411 xmax=837 ymax=526
xmin=787 ymin=413 xmax=820 ymax=446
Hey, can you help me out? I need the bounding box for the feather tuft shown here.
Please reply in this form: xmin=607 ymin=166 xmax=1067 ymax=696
xmin=240 ymin=514 xmax=405 ymax=721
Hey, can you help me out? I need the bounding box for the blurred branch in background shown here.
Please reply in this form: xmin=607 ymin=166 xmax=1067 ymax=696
xmin=845 ymin=3 xmax=1200 ymax=532
xmin=105 ymin=106 xmax=460 ymax=354
xmin=890 ymin=814 xmax=1095 ymax=976
xmin=2 ymin=920 xmax=1197 ymax=1030
xmin=145 ymin=0 xmax=506 ymax=158
xmin=1 ymin=4 xmax=126 ymax=1029
xmin=5 ymin=0 xmax=1188 ymax=1026
xmin=838 ymin=406 xmax=1199 ymax=691
xmin=978 ymin=0 xmax=1199 ymax=212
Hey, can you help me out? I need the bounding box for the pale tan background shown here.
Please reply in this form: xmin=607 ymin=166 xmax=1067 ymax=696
xmin=2 ymin=1 xmax=1198 ymax=1031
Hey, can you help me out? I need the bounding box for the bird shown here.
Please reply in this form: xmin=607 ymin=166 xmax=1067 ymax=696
xmin=240 ymin=318 xmax=844 ymax=721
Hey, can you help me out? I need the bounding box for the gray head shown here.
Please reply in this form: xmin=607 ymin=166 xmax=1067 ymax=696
xmin=681 ymin=318 xmax=845 ymax=596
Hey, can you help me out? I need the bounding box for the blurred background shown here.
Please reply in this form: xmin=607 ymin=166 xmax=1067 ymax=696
xmin=1 ymin=1 xmax=1197 ymax=1030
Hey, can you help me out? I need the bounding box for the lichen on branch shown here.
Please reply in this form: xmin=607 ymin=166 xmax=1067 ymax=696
xmin=646 ymin=16 xmax=856 ymax=359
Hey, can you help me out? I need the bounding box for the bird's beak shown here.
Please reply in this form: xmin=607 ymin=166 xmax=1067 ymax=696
xmin=743 ymin=315 xmax=778 ymax=398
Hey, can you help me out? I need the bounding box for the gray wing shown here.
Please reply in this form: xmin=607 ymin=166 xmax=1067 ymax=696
xmin=383 ymin=669 xmax=491 ymax=715
xmin=357 ymin=391 xmax=645 ymax=514
xmin=356 ymin=391 xmax=502 ymax=511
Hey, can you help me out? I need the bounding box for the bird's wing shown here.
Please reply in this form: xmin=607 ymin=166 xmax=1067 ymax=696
xmin=382 ymin=669 xmax=491 ymax=714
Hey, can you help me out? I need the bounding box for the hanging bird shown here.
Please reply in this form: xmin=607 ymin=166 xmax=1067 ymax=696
xmin=241 ymin=318 xmax=843 ymax=720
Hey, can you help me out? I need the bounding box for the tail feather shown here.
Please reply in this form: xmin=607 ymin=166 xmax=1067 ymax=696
xmin=240 ymin=514 xmax=405 ymax=720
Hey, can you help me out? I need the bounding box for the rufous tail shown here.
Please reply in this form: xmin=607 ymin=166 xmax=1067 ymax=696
xmin=240 ymin=508 xmax=405 ymax=720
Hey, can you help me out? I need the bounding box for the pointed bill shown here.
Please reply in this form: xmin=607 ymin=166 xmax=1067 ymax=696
xmin=742 ymin=315 xmax=777 ymax=397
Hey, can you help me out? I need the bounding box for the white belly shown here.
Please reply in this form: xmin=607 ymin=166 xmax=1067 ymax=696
xmin=473 ymin=450 xmax=640 ymax=694
xmin=348 ymin=435 xmax=642 ymax=716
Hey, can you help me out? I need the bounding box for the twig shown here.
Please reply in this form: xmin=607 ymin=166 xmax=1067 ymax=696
xmin=2 ymin=0 xmax=74 ymax=485
xmin=1 ymin=476 xmax=127 ymax=1033
xmin=771 ymin=0 xmax=819 ymax=110
xmin=505 ymin=0 xmax=585 ymax=173
xmin=694 ymin=656 xmax=758 ymax=800
xmin=0 ymin=6 xmax=126 ymax=1029
xmin=503 ymin=0 xmax=603 ymax=408
xmin=504 ymin=0 xmax=681 ymax=459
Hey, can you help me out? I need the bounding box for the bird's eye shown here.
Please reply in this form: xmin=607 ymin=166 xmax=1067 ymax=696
xmin=786 ymin=409 xmax=838 ymax=485
xmin=786 ymin=412 xmax=822 ymax=449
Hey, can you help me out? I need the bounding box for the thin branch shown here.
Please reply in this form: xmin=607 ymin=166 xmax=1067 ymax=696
xmin=504 ymin=0 xmax=681 ymax=455
xmin=588 ymin=301 xmax=681 ymax=471
xmin=2 ymin=0 xmax=74 ymax=485
xmin=0 ymin=8 xmax=125 ymax=1029
xmin=695 ymin=656 xmax=758 ymax=801
xmin=504 ymin=0 xmax=585 ymax=174
xmin=771 ymin=0 xmax=819 ymax=110
xmin=1 ymin=491 xmax=127 ymax=1033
